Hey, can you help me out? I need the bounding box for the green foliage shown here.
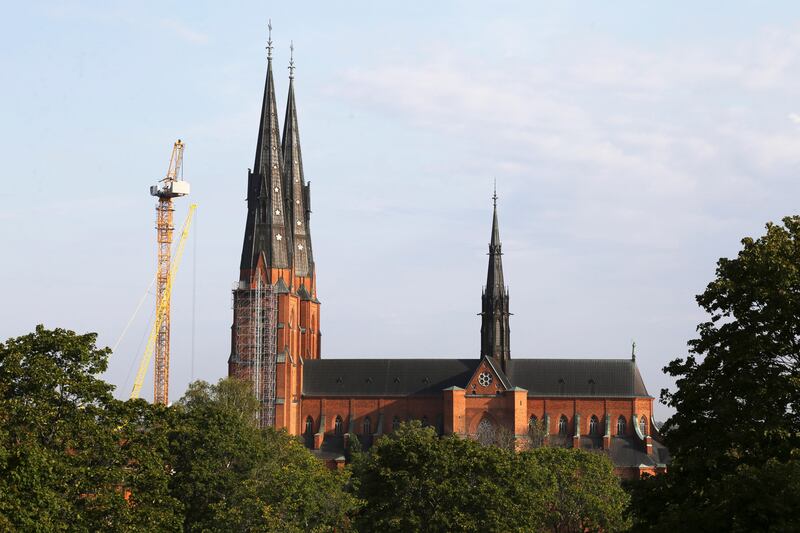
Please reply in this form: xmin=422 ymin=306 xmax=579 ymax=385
xmin=0 ymin=325 xmax=182 ymax=532
xmin=0 ymin=327 xmax=358 ymax=532
xmin=527 ymin=418 xmax=548 ymax=449
xmin=521 ymin=447 xmax=630 ymax=533
xmin=631 ymin=217 xmax=800 ymax=531
xmin=349 ymin=422 xmax=629 ymax=533
xmin=169 ymin=378 xmax=359 ymax=532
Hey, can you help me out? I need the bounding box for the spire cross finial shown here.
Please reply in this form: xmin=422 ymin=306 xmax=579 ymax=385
xmin=289 ymin=40 xmax=295 ymax=79
xmin=631 ymin=340 xmax=637 ymax=361
xmin=492 ymin=179 xmax=498 ymax=207
xmin=266 ymin=19 xmax=273 ymax=59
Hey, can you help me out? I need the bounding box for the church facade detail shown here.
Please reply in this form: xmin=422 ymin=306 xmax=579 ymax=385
xmin=229 ymin=42 xmax=669 ymax=478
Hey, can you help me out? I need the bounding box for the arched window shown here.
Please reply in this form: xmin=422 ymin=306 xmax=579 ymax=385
xmin=334 ymin=415 xmax=343 ymax=436
xmin=558 ymin=415 xmax=568 ymax=435
xmin=305 ymin=415 xmax=314 ymax=435
xmin=476 ymin=417 xmax=495 ymax=446
xmin=639 ymin=416 xmax=647 ymax=435
xmin=392 ymin=415 xmax=400 ymax=431
xmin=421 ymin=416 xmax=429 ymax=427
xmin=363 ymin=416 xmax=371 ymax=435
xmin=529 ymin=415 xmax=538 ymax=427
xmin=589 ymin=415 xmax=599 ymax=435
xmin=617 ymin=415 xmax=626 ymax=436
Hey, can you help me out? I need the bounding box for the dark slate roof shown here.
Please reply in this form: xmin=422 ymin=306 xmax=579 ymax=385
xmin=302 ymin=359 xmax=480 ymax=396
xmin=303 ymin=357 xmax=651 ymax=398
xmin=609 ymin=437 xmax=671 ymax=467
xmin=505 ymin=358 xmax=651 ymax=398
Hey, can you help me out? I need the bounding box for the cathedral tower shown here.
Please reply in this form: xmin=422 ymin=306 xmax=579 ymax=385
xmin=480 ymin=191 xmax=511 ymax=370
xmin=230 ymin=29 xmax=319 ymax=431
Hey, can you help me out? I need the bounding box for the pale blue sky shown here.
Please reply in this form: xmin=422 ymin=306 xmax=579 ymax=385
xmin=3 ymin=2 xmax=800 ymax=418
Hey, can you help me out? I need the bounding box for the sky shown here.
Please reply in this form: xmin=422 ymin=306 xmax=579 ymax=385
xmin=3 ymin=2 xmax=800 ymax=419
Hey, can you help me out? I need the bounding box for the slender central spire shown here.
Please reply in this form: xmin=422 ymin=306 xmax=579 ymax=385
xmin=486 ymin=186 xmax=504 ymax=296
xmin=480 ymin=186 xmax=511 ymax=368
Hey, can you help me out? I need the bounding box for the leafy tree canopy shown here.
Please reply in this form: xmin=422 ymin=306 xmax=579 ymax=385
xmin=631 ymin=217 xmax=800 ymax=531
xmin=350 ymin=422 xmax=629 ymax=533
xmin=169 ymin=378 xmax=359 ymax=532
xmin=0 ymin=325 xmax=182 ymax=532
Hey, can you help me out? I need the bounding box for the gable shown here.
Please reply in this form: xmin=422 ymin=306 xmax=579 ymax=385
xmin=465 ymin=357 xmax=510 ymax=395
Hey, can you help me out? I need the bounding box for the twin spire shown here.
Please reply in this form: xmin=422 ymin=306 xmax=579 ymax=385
xmin=240 ymin=22 xmax=313 ymax=284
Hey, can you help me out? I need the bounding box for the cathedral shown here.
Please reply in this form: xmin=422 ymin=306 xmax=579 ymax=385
xmin=228 ymin=38 xmax=669 ymax=479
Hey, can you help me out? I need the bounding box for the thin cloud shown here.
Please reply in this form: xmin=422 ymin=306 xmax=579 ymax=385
xmin=159 ymin=19 xmax=208 ymax=45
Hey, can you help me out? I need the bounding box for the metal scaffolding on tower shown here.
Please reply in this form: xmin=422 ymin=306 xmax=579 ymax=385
xmin=232 ymin=272 xmax=278 ymax=427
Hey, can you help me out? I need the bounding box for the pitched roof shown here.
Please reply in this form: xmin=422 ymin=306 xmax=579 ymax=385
xmin=505 ymin=358 xmax=651 ymax=398
xmin=302 ymin=357 xmax=651 ymax=398
xmin=302 ymin=359 xmax=480 ymax=396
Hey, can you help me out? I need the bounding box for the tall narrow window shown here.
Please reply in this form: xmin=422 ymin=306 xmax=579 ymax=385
xmin=639 ymin=416 xmax=647 ymax=435
xmin=589 ymin=415 xmax=599 ymax=435
xmin=617 ymin=415 xmax=626 ymax=436
xmin=363 ymin=416 xmax=371 ymax=435
xmin=334 ymin=415 xmax=343 ymax=436
xmin=558 ymin=415 xmax=568 ymax=435
xmin=392 ymin=416 xmax=400 ymax=431
xmin=305 ymin=416 xmax=313 ymax=435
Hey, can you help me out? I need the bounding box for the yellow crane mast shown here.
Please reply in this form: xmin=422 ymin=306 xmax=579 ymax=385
xmin=130 ymin=203 xmax=196 ymax=400
xmin=146 ymin=140 xmax=190 ymax=404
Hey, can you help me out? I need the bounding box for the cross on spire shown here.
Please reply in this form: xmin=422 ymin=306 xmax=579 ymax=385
xmin=289 ymin=40 xmax=295 ymax=79
xmin=266 ymin=19 xmax=273 ymax=59
xmin=492 ymin=179 xmax=497 ymax=208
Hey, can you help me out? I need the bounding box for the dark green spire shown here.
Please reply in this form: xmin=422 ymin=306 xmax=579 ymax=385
xmin=241 ymin=22 xmax=290 ymax=278
xmin=281 ymin=43 xmax=313 ymax=279
xmin=480 ymin=188 xmax=511 ymax=368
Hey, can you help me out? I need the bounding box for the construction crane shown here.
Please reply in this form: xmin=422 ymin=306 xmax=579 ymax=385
xmin=130 ymin=203 xmax=196 ymax=401
xmin=139 ymin=140 xmax=191 ymax=404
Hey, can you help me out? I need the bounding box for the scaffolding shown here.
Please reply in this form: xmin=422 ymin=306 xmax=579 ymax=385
xmin=232 ymin=271 xmax=278 ymax=427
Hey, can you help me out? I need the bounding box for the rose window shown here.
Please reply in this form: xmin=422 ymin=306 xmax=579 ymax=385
xmin=478 ymin=372 xmax=493 ymax=387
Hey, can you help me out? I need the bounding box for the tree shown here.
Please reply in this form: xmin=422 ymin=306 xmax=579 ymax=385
xmin=169 ymin=378 xmax=358 ymax=532
xmin=0 ymin=325 xmax=182 ymax=532
xmin=528 ymin=417 xmax=548 ymax=449
xmin=520 ymin=447 xmax=630 ymax=533
xmin=631 ymin=217 xmax=800 ymax=531
xmin=350 ymin=422 xmax=629 ymax=532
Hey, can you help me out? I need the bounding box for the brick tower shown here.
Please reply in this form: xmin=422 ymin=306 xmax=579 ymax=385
xmin=480 ymin=190 xmax=511 ymax=370
xmin=229 ymin=32 xmax=320 ymax=430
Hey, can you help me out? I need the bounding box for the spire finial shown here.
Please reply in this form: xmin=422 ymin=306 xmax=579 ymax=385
xmin=492 ymin=179 xmax=498 ymax=208
xmin=266 ymin=19 xmax=273 ymax=59
xmin=289 ymin=40 xmax=295 ymax=79
xmin=631 ymin=340 xmax=637 ymax=361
